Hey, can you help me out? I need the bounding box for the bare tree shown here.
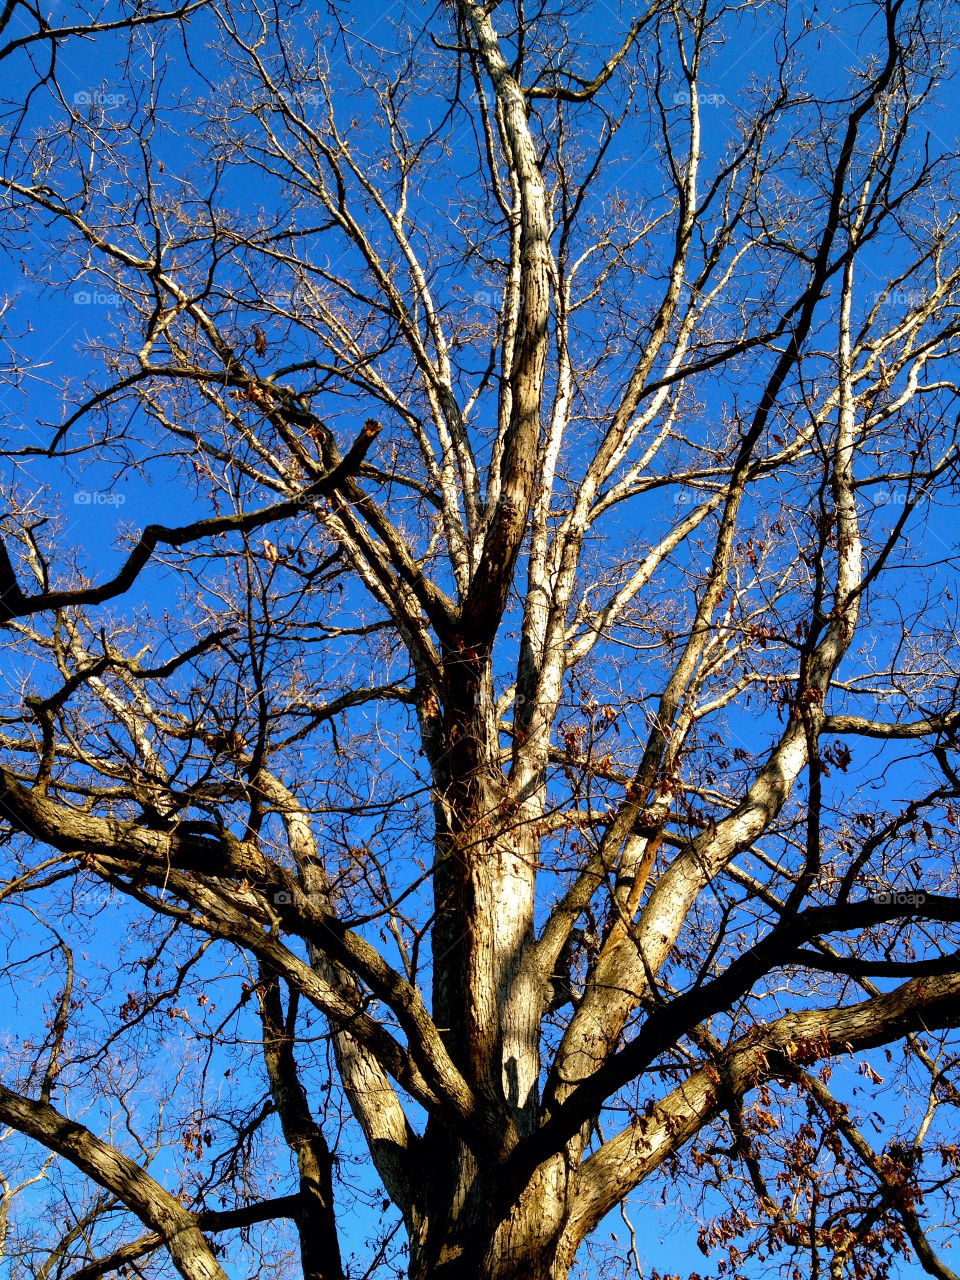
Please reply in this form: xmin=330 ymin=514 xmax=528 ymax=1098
xmin=2 ymin=1 xmax=960 ymax=1278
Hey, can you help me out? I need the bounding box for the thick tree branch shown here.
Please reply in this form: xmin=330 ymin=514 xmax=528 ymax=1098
xmin=560 ymin=968 xmax=960 ymax=1254
xmin=0 ymin=1084 xmax=227 ymax=1280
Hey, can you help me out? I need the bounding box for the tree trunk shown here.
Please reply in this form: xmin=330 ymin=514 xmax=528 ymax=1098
xmin=410 ymin=1154 xmax=575 ymax=1280
xmin=417 ymin=661 xmax=570 ymax=1280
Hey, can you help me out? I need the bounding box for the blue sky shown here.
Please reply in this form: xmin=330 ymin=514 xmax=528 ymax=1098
xmin=2 ymin=1 xmax=960 ymax=1277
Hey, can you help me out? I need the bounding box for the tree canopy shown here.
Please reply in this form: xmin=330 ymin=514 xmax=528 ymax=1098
xmin=3 ymin=1 xmax=960 ymax=1278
